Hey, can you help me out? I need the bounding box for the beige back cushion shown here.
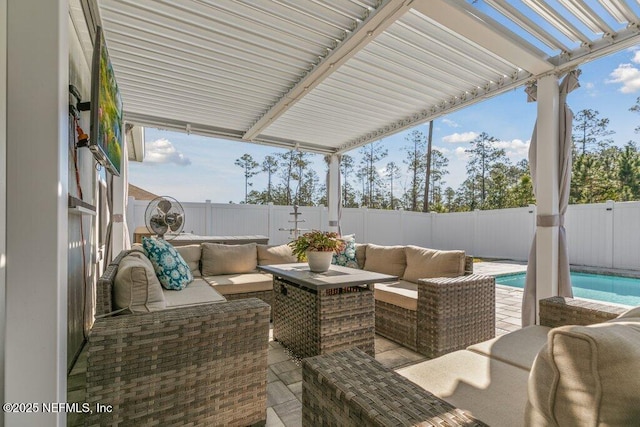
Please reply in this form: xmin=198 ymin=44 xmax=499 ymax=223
xmin=355 ymin=243 xmax=367 ymax=269
xmin=114 ymin=252 xmax=167 ymax=313
xmin=175 ymin=244 xmax=202 ymax=277
xmin=257 ymin=244 xmax=296 ymax=265
xmin=201 ymin=243 xmax=258 ymax=276
xmin=525 ymin=321 xmax=640 ymax=426
xmin=363 ymin=244 xmax=406 ymax=277
xmin=403 ymin=246 xmax=465 ymax=283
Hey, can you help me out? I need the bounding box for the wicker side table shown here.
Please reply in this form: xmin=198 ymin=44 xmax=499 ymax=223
xmin=273 ymin=278 xmax=374 ymax=358
xmin=260 ymin=263 xmax=397 ymax=359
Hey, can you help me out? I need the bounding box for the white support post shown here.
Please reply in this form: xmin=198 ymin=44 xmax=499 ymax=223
xmin=327 ymin=154 xmax=340 ymax=233
xmin=6 ymin=0 xmax=68 ymax=424
xmin=0 ymin=0 xmax=7 ymax=413
xmin=535 ymin=74 xmax=560 ymax=322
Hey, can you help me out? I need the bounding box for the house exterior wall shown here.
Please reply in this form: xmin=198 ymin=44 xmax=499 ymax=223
xmin=67 ymin=12 xmax=97 ymax=372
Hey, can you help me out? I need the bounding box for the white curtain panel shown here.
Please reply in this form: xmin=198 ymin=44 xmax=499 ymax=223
xmin=522 ymin=70 xmax=580 ymax=326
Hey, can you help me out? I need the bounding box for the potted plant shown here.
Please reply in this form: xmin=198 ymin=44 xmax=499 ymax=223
xmin=289 ymin=230 xmax=345 ymax=273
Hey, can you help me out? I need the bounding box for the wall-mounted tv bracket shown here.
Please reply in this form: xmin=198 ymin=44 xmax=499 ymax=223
xmin=69 ymin=85 xmax=90 ymax=148
xmin=69 ymin=84 xmax=91 ymax=112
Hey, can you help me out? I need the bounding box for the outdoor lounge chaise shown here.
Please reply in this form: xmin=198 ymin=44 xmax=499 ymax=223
xmin=302 ymin=297 xmax=640 ymax=426
xmin=85 ymin=249 xmax=272 ymax=426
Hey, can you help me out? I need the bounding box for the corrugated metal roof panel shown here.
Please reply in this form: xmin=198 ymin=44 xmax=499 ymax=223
xmin=261 ymin=8 xmax=523 ymax=148
xmin=91 ymin=0 xmax=640 ymax=154
xmin=99 ymin=0 xmax=367 ymax=140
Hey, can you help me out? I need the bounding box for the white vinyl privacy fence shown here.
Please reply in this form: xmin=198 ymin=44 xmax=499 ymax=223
xmin=128 ymin=199 xmax=640 ymax=270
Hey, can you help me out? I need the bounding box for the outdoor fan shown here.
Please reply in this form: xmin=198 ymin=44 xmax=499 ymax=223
xmin=144 ymin=196 xmax=185 ymax=240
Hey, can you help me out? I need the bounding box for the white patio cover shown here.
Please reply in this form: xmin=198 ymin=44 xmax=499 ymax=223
xmin=522 ymin=70 xmax=579 ymax=326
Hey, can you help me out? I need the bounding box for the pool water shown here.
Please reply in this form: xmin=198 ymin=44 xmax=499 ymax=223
xmin=496 ymin=272 xmax=640 ymax=307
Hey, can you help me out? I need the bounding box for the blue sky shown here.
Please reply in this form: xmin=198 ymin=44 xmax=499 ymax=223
xmin=129 ymin=47 xmax=640 ymax=203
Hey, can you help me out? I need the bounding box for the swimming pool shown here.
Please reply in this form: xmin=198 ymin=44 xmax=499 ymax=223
xmin=496 ymin=272 xmax=640 ymax=306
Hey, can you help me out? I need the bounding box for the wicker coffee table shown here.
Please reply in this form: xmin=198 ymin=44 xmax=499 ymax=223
xmin=258 ymin=263 xmax=397 ymax=358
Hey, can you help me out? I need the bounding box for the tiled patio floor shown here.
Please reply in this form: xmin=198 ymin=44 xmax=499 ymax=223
xmin=68 ymin=260 xmax=528 ymax=427
xmin=265 ymin=260 xmax=528 ymax=426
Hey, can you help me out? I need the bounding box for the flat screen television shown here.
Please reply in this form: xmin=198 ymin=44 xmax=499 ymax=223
xmin=89 ymin=26 xmax=123 ymax=176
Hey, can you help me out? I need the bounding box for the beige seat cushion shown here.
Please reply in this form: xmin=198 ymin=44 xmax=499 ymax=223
xmin=175 ymin=244 xmax=202 ymax=277
xmin=403 ymin=246 xmax=465 ymax=283
xmin=617 ymin=305 xmax=640 ymax=319
xmin=467 ymin=325 xmax=551 ymax=371
xmin=163 ymin=278 xmax=226 ymax=308
xmin=201 ymin=243 xmax=257 ymax=276
xmin=526 ymin=320 xmax=640 ymax=426
xmin=355 ymin=243 xmax=367 ymax=269
xmin=363 ymin=244 xmax=406 ymax=277
xmin=398 ymin=350 xmax=530 ymax=427
xmin=203 ymin=273 xmax=273 ymax=295
xmin=114 ymin=252 xmax=166 ymax=313
xmin=374 ymin=280 xmax=417 ymax=311
xmin=257 ymin=244 xmax=296 ymax=265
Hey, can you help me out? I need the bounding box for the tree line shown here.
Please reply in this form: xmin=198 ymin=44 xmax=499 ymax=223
xmin=234 ymin=99 xmax=640 ymax=210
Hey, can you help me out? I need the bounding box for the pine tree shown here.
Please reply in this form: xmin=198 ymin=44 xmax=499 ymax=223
xmin=428 ymin=149 xmax=449 ymax=210
xmin=234 ymin=154 xmax=259 ymax=203
xmin=385 ymin=161 xmax=401 ymax=210
xmin=277 ymin=150 xmax=296 ymax=205
xmin=341 ymin=154 xmax=357 ymax=207
xmin=619 ymin=142 xmax=640 ymax=201
xmin=465 ymin=132 xmax=506 ymax=209
xmin=572 ymin=109 xmax=614 ymax=156
xmin=358 ymin=141 xmax=388 ymax=208
xmin=403 ymin=130 xmax=426 ymax=211
xmin=262 ymin=155 xmax=278 ymax=203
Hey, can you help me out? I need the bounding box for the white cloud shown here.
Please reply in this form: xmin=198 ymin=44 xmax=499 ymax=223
xmin=607 ymin=63 xmax=640 ymax=93
xmin=145 ymin=138 xmax=191 ymax=166
xmin=492 ymin=139 xmax=530 ymax=159
xmin=454 ymin=147 xmax=469 ymax=159
xmin=633 ymin=51 xmax=640 ymax=64
xmin=441 ymin=118 xmax=459 ymax=128
xmin=584 ymin=82 xmax=594 ymax=90
xmin=442 ymin=131 xmax=478 ymax=144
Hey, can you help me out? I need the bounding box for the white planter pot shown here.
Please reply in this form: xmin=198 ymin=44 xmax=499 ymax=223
xmin=306 ymin=250 xmax=333 ymax=273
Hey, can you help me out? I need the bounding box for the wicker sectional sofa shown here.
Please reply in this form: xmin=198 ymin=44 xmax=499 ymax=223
xmin=85 ymin=242 xmax=295 ymax=426
xmin=353 ymin=243 xmax=495 ymax=357
xmin=303 ymin=297 xmax=640 ymax=426
xmin=125 ymin=241 xmax=297 ymax=308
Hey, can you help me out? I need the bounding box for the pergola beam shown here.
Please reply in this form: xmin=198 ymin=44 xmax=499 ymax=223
xmin=125 ymin=111 xmax=336 ymax=155
xmin=241 ymin=0 xmax=415 ymax=142
xmin=412 ymin=0 xmax=553 ymax=75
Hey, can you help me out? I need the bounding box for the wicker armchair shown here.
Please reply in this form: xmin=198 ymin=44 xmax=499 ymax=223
xmin=376 ymin=256 xmax=496 ymax=358
xmin=85 ymin=251 xmax=271 ymax=426
xmin=302 ymin=297 xmax=627 ymax=427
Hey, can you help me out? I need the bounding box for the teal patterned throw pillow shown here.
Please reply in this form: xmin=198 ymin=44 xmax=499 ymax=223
xmin=142 ymin=237 xmax=193 ymax=290
xmin=332 ymin=234 xmax=359 ymax=269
